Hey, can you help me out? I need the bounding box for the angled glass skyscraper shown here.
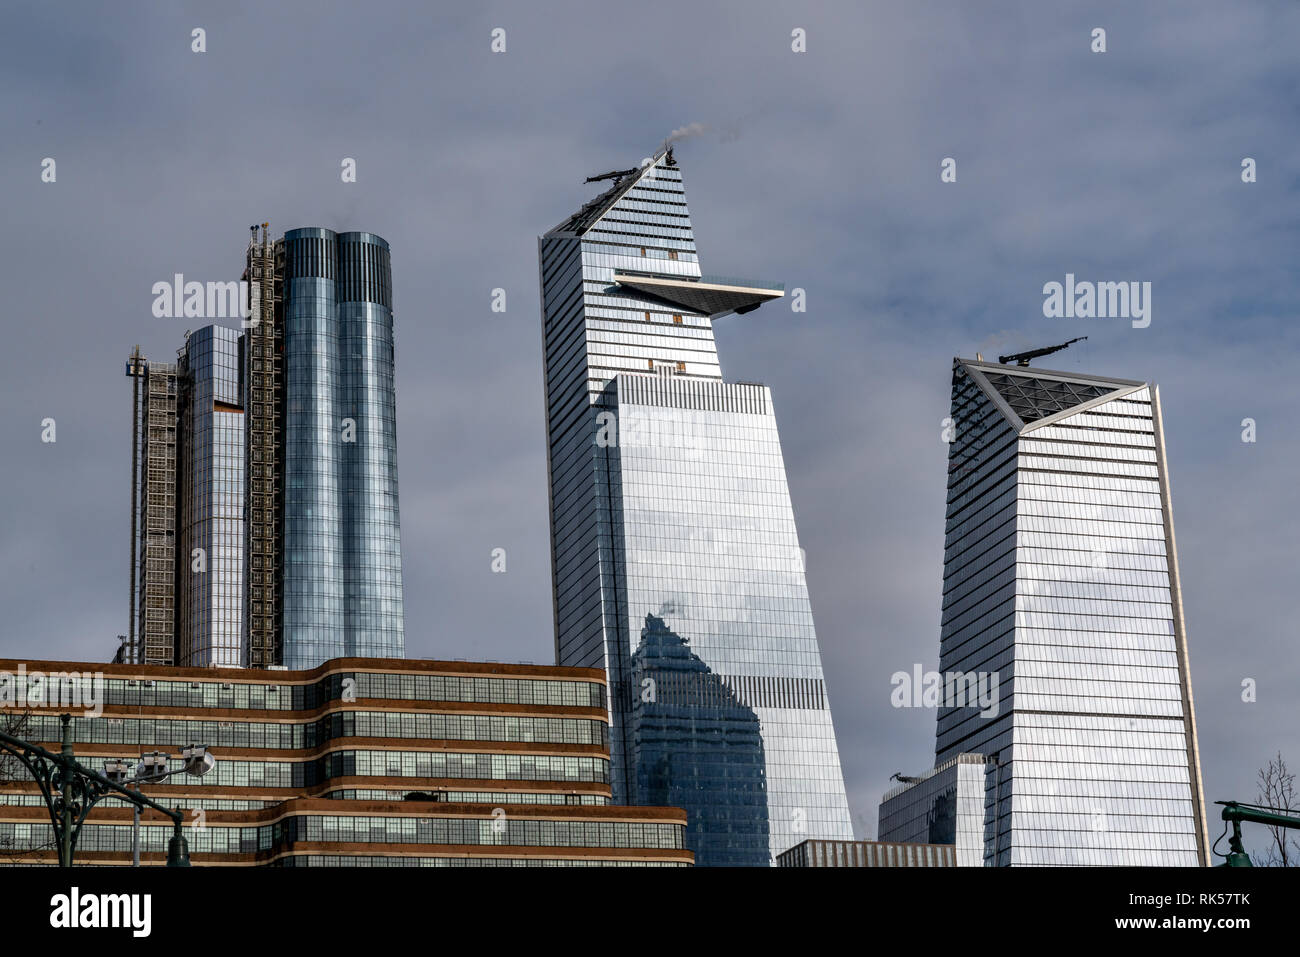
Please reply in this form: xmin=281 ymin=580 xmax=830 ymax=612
xmin=538 ymin=147 xmax=853 ymax=864
xmin=882 ymin=357 xmax=1208 ymax=865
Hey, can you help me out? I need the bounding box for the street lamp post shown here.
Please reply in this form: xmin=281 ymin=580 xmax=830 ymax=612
xmin=104 ymin=746 xmax=215 ymax=866
xmin=102 ymin=759 xmax=142 ymax=865
xmin=0 ymin=713 xmax=203 ymax=866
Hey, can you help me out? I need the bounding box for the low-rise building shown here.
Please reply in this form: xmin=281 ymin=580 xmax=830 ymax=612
xmin=777 ymin=838 xmax=956 ymax=867
xmin=878 ymin=753 xmax=990 ymax=867
xmin=0 ymin=656 xmax=691 ymax=866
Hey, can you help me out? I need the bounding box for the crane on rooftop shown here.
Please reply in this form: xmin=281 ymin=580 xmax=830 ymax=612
xmin=584 ymin=146 xmax=676 ymax=185
xmin=583 ymin=167 xmax=641 ymax=185
xmin=997 ymin=336 xmax=1087 ymax=367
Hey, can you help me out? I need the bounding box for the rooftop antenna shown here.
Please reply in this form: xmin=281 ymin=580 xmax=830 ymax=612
xmin=997 ymin=336 xmax=1087 ymax=367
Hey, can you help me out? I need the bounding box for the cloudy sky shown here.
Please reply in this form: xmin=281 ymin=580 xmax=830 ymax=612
xmin=2 ymin=1 xmax=1297 ymax=854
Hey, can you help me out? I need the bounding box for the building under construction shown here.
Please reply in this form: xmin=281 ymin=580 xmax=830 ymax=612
xmin=123 ymin=223 xmax=405 ymax=670
xmin=242 ymin=225 xmax=284 ymax=669
xmin=124 ymin=348 xmax=178 ymax=666
xmin=125 ymin=229 xmax=278 ymax=669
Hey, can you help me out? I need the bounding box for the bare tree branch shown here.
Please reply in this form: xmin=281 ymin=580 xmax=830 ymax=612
xmin=1255 ymin=752 xmax=1299 ymax=867
xmin=0 ymin=708 xmax=49 ymax=861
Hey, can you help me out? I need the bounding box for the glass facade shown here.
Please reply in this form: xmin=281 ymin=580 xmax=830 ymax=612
xmin=539 ymin=150 xmax=853 ymax=864
xmin=777 ymin=838 xmax=957 ymax=867
xmin=925 ymin=359 xmax=1208 ymax=865
xmin=277 ymin=856 xmax=685 ymax=867
xmin=0 ymin=817 xmax=683 ymax=856
xmin=177 ymin=325 xmax=245 ymax=667
xmin=629 ymin=615 xmax=769 ymax=865
xmin=877 ymin=753 xmax=988 ymax=866
xmin=16 ymin=710 xmax=608 ymax=750
xmin=282 ymin=228 xmax=403 ymax=667
xmin=99 ymin=750 xmax=609 ymax=789
xmin=0 ymin=669 xmax=606 ymax=713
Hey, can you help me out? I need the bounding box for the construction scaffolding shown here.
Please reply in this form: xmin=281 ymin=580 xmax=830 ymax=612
xmin=125 ymin=345 xmax=145 ymax=664
xmin=127 ymin=354 xmax=179 ymax=666
xmin=243 ymin=223 xmax=284 ymax=667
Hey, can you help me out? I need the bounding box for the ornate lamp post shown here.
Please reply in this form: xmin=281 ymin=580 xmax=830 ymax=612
xmin=105 ymin=745 xmax=215 ymax=866
xmin=0 ymin=713 xmax=191 ymax=866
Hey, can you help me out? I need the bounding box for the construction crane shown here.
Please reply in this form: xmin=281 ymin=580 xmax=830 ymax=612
xmin=997 ymin=336 xmax=1087 ymax=367
xmin=1215 ymin=801 xmax=1300 ymax=866
xmin=584 ymin=167 xmax=641 ymax=185
xmin=585 ymin=147 xmax=676 ymax=185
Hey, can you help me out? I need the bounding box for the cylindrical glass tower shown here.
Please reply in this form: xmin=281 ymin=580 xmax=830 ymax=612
xmin=282 ymin=228 xmax=403 ymax=667
xmin=338 ymin=232 xmax=403 ymax=658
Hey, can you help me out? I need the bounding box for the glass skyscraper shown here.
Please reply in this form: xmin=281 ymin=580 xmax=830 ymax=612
xmin=538 ymin=147 xmax=854 ymax=864
xmin=125 ymin=227 xmax=405 ymax=671
xmin=176 ymin=325 xmax=246 ymax=667
xmin=281 ymin=228 xmax=404 ymax=668
xmin=882 ymin=357 xmax=1208 ymax=865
